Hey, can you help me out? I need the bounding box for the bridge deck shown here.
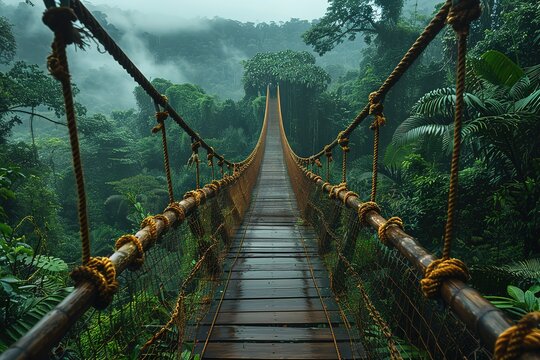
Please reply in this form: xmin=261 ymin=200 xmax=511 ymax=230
xmin=194 ymin=97 xmax=363 ymax=359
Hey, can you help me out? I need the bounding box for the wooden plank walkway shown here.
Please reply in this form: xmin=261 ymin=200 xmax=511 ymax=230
xmin=194 ymin=97 xmax=363 ymax=359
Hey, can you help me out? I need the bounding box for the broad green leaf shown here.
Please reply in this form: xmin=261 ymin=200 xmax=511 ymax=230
xmin=524 ymin=290 xmax=537 ymax=311
xmin=472 ymin=50 xmax=525 ymax=87
xmin=507 ymin=285 xmax=525 ymax=302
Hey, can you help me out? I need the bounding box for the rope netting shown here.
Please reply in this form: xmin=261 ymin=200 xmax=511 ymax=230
xmin=277 ymin=81 xmax=538 ymax=358
xmin=306 ymin=186 xmax=491 ymax=359
xmin=0 ymin=0 xmax=269 ymax=355
xmin=277 ymin=0 xmax=540 ymax=357
xmin=64 ymin=179 xmax=257 ymax=359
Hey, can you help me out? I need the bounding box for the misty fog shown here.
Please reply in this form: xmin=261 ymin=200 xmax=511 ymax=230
xmin=0 ymin=1 xmax=366 ymax=113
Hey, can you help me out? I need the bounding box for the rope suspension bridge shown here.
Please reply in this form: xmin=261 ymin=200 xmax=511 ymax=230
xmin=1 ymin=0 xmax=539 ymax=359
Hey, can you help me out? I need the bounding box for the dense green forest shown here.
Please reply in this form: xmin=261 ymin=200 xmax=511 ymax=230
xmin=1 ymin=0 xmax=539 ymax=354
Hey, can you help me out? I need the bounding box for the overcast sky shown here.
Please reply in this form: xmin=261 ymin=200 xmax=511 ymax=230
xmin=4 ymin=0 xmax=330 ymax=22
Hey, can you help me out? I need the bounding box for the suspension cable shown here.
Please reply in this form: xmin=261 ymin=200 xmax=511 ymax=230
xmin=295 ymin=0 xmax=453 ymax=161
xmin=69 ymin=0 xmax=233 ymax=167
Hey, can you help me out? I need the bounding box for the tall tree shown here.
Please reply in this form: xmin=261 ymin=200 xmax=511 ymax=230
xmin=0 ymin=17 xmax=15 ymax=65
xmin=303 ymin=0 xmax=404 ymax=55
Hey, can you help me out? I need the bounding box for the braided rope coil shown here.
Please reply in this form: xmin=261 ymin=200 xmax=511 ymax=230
xmin=140 ymin=216 xmax=158 ymax=244
xmin=377 ymin=216 xmax=404 ymax=246
xmin=164 ymin=202 xmax=186 ymax=223
xmin=342 ymin=191 xmax=359 ymax=205
xmin=70 ymin=257 xmax=118 ymax=309
xmin=184 ymin=189 xmax=206 ymax=206
xmin=153 ymin=214 xmax=170 ymax=231
xmin=420 ymin=258 xmax=469 ymax=298
xmin=446 ymin=0 xmax=482 ymax=35
xmin=357 ymin=201 xmax=381 ymax=226
xmin=115 ymin=234 xmax=144 ymax=270
xmin=495 ymin=312 xmax=540 ymax=360
xmin=329 ymin=183 xmax=347 ymax=199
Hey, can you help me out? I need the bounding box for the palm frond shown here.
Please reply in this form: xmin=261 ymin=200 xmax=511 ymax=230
xmin=514 ymin=89 xmax=540 ymax=113
xmin=393 ymin=114 xmax=451 ymax=146
xmin=509 ymin=76 xmax=532 ymax=100
xmin=411 ymin=88 xmax=487 ymax=119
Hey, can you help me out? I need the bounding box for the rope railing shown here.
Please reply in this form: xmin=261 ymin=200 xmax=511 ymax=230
xmin=276 ymin=0 xmax=540 ymax=350
xmin=277 ymin=84 xmax=540 ymax=358
xmin=69 ymin=0 xmax=233 ymax=167
xmin=0 ymin=86 xmax=270 ymax=359
xmin=0 ymin=0 xmax=271 ymax=351
xmin=296 ymin=0 xmax=452 ymax=163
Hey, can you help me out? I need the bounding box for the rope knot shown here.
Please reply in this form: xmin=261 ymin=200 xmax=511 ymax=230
xmin=337 ymin=132 xmax=350 ymax=152
xmin=420 ymin=258 xmax=469 ymax=298
xmin=184 ymin=189 xmax=206 ymax=206
xmin=329 ymin=183 xmax=347 ymax=199
xmin=343 ymin=191 xmax=358 ymax=205
xmin=42 ymin=7 xmax=85 ymax=47
xmin=165 ymin=202 xmax=186 ymax=223
xmin=314 ymin=158 xmax=322 ymax=168
xmin=191 ymin=140 xmax=201 ymax=153
xmin=357 ymin=201 xmax=381 ymax=226
xmin=70 ymin=257 xmax=118 ymax=309
xmin=447 ymin=0 xmax=482 ymax=35
xmin=377 ymin=216 xmax=403 ymax=246
xmin=207 ymin=149 xmax=215 ymax=166
xmin=155 ymin=111 xmax=169 ymax=122
xmin=140 ymin=216 xmax=158 ymax=245
xmin=47 ymin=54 xmax=70 ymax=83
xmin=369 ymin=92 xmax=386 ymax=129
xmin=324 ymin=145 xmax=333 ymax=162
xmin=151 ymin=122 xmax=163 ymax=134
xmin=115 ymin=235 xmax=144 ymax=270
xmin=495 ymin=312 xmax=540 ymax=360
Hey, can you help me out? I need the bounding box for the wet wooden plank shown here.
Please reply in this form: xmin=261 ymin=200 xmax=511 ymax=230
xmin=225 ymin=263 xmax=326 ymax=272
xmin=227 ymin=270 xmax=326 ymax=280
xmin=202 ymin=310 xmax=344 ymax=326
xmin=224 ymin=278 xmax=330 ymax=290
xmin=194 ymin=325 xmax=353 ymax=342
xmin=228 ymin=257 xmax=325 ymax=267
xmin=216 ymin=287 xmax=330 ymax=300
xmin=211 ymin=298 xmax=338 ymax=313
xmin=202 ymin=342 xmax=355 ymax=359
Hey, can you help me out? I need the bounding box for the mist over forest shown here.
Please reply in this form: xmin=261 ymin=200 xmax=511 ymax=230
xmin=1 ymin=1 xmax=366 ymax=111
xmin=0 ymin=0 xmax=439 ymax=112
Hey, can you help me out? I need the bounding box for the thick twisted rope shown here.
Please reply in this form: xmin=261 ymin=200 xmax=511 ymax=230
xmin=115 ymin=234 xmax=144 ymax=270
xmin=368 ymin=92 xmax=386 ymax=202
xmin=338 ymin=132 xmax=349 ymax=184
xmin=43 ymin=7 xmax=92 ymax=265
xmin=69 ymin=0 xmax=233 ymax=167
xmin=152 ymin=101 xmax=175 ymax=204
xmin=70 ymin=257 xmax=118 ymax=309
xmin=421 ymin=0 xmax=480 ymax=298
xmin=494 ymin=312 xmax=540 ymax=360
xmin=301 ymin=0 xmax=453 ymax=161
